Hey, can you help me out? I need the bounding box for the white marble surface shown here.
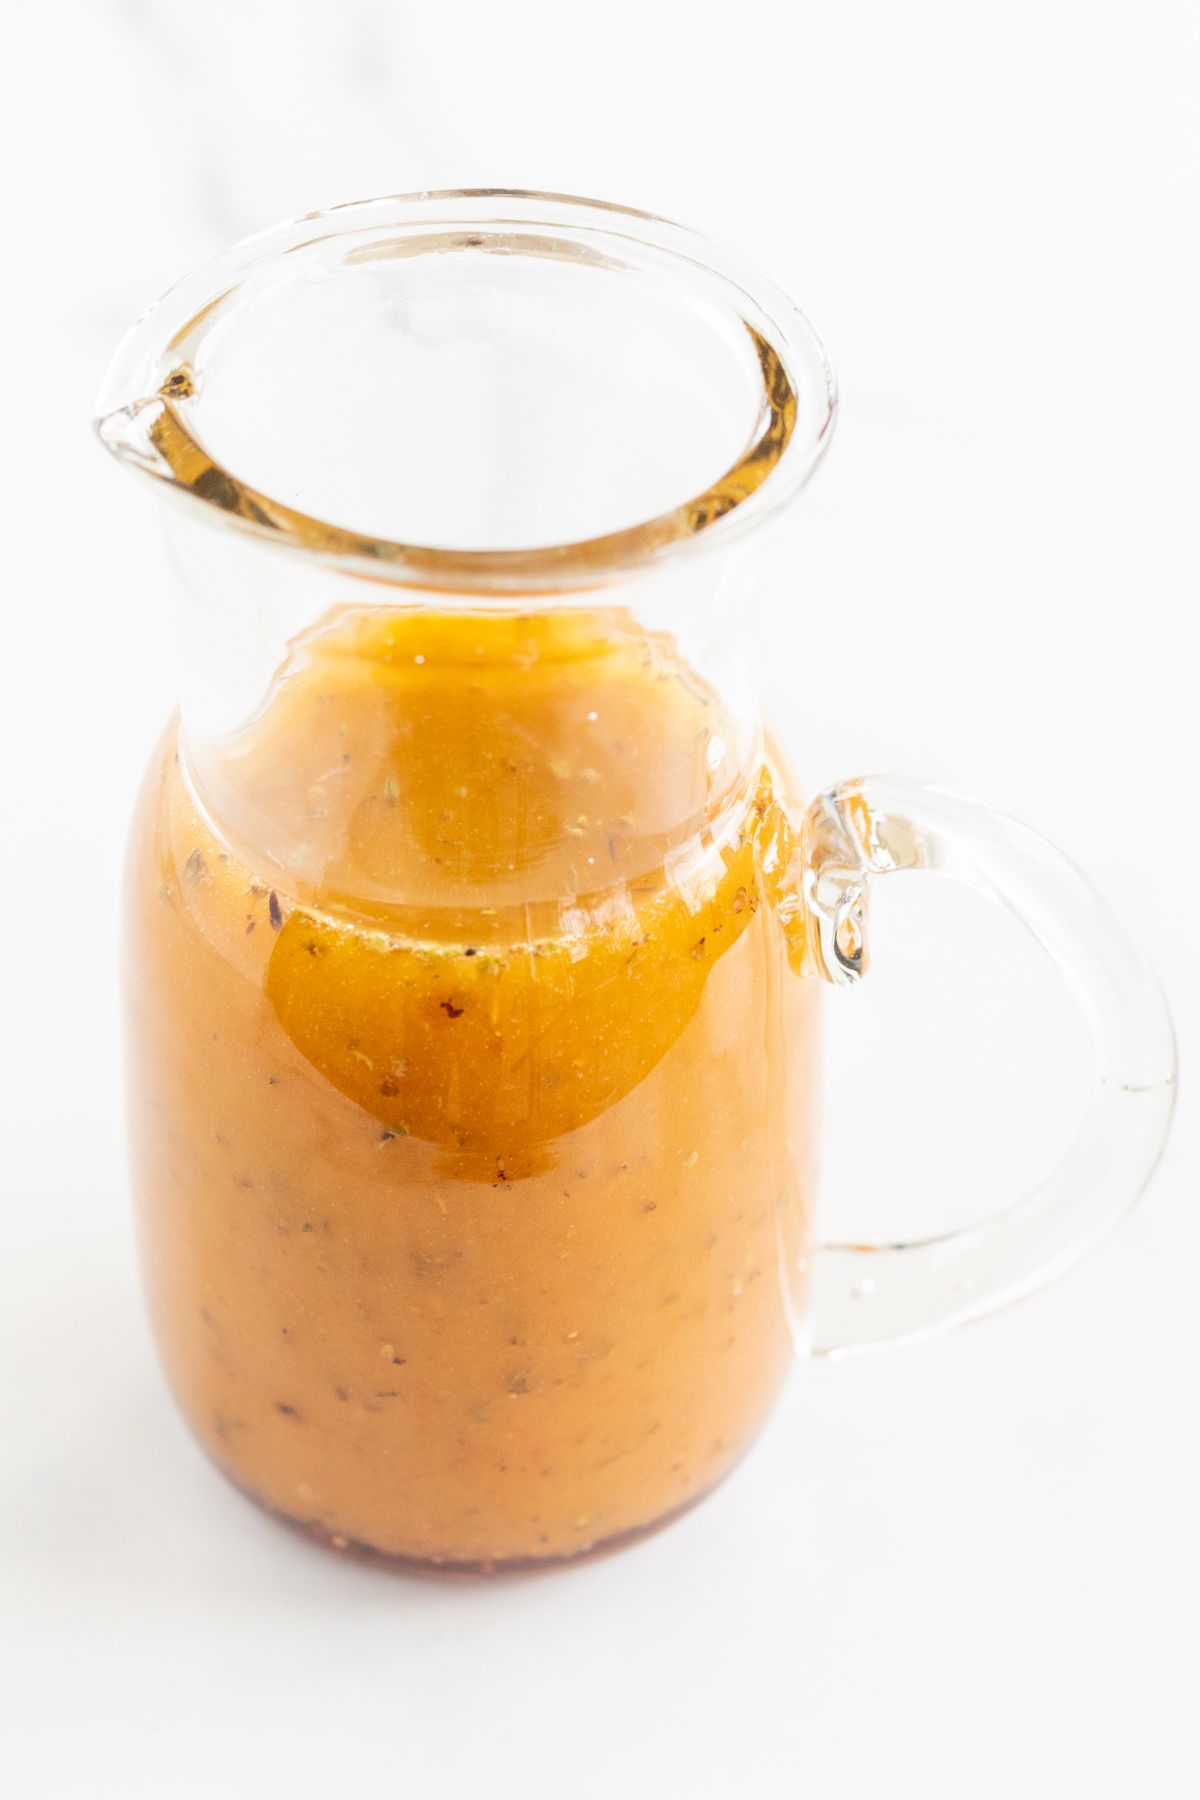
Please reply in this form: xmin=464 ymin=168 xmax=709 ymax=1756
xmin=2 ymin=2 xmax=1197 ymax=1795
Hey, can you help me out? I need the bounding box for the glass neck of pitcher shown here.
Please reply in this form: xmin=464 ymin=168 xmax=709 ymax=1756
xmin=161 ymin=500 xmax=780 ymax=913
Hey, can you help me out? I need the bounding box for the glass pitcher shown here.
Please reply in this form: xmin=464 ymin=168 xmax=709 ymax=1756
xmin=96 ymin=191 xmax=1175 ymax=1571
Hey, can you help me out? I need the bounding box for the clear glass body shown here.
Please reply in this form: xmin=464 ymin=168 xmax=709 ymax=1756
xmin=99 ymin=192 xmax=1175 ymax=1571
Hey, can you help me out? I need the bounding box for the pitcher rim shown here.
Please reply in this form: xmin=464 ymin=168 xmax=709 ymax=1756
xmin=94 ymin=188 xmax=838 ymax=596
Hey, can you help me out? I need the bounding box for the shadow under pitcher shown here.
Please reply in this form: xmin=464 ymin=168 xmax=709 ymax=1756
xmin=96 ymin=191 xmax=1176 ymax=1570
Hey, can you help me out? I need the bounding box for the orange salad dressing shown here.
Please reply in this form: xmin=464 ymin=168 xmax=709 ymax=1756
xmin=126 ymin=607 xmax=817 ymax=1565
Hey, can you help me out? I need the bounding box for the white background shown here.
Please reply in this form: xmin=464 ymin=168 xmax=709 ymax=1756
xmin=2 ymin=2 xmax=1197 ymax=1794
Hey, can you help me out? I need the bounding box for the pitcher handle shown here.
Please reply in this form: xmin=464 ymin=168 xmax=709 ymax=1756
xmin=796 ymin=777 xmax=1177 ymax=1356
